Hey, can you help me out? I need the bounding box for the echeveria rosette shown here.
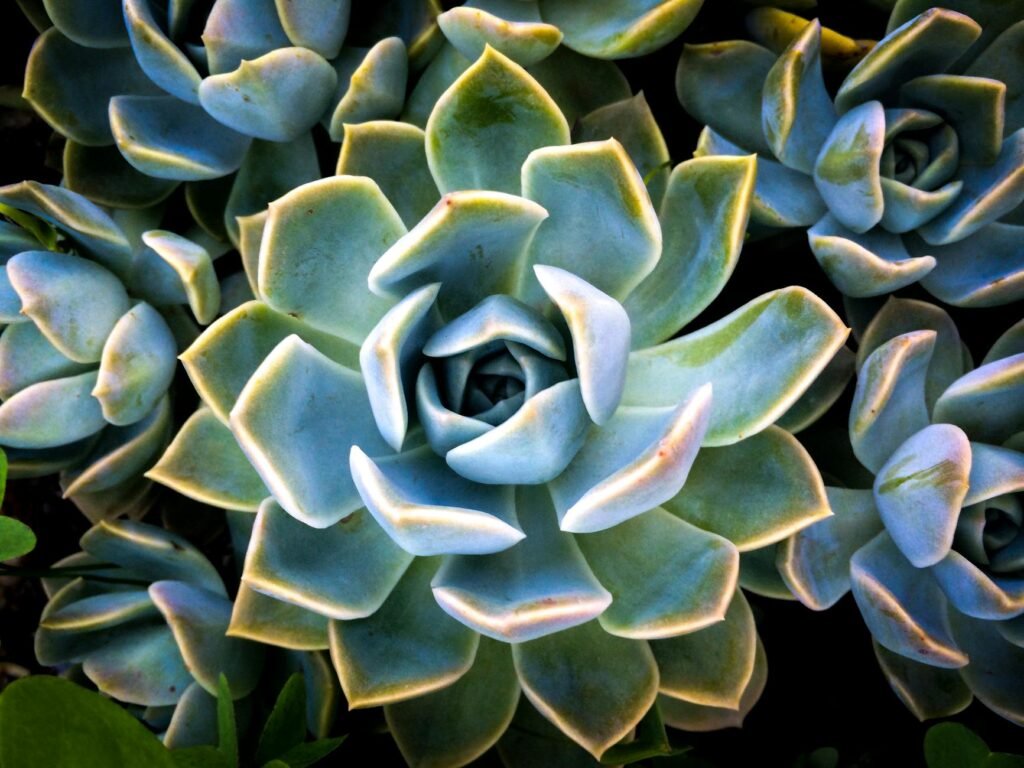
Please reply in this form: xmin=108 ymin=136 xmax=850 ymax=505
xmin=677 ymin=2 xmax=1024 ymax=306
xmin=150 ymin=47 xmax=850 ymax=764
xmin=0 ymin=182 xmax=221 ymax=519
xmin=36 ymin=518 xmax=339 ymax=747
xmin=777 ymin=298 xmax=1024 ymax=726
xmin=20 ymin=0 xmax=435 ymax=237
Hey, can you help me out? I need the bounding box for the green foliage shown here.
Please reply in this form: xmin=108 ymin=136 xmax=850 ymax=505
xmin=0 ymin=448 xmax=36 ymax=561
xmin=924 ymin=723 xmax=1024 ymax=768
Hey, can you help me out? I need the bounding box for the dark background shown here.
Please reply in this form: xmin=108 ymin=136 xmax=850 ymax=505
xmin=1 ymin=2 xmax=1022 ymax=765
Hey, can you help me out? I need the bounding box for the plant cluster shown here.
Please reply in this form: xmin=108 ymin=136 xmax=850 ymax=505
xmin=0 ymin=0 xmax=1022 ymax=766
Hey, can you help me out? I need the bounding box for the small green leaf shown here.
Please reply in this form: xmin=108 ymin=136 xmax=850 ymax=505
xmin=216 ymin=674 xmax=239 ymax=768
xmin=0 ymin=676 xmax=176 ymax=767
xmin=924 ymin=722 xmax=989 ymax=768
xmin=256 ymin=674 xmax=307 ymax=765
xmin=0 ymin=516 xmax=36 ymax=561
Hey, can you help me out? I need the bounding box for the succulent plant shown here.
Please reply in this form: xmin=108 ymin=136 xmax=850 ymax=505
xmin=19 ymin=0 xmax=440 ymax=235
xmin=36 ymin=518 xmax=339 ymax=748
xmin=677 ymin=1 xmax=1024 ymax=305
xmin=778 ymin=297 xmax=1024 ymax=726
xmin=0 ymin=182 xmax=223 ymax=518
xmin=147 ymin=45 xmax=850 ymax=764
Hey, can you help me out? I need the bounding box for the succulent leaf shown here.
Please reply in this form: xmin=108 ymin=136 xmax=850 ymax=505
xmin=438 ymin=1 xmax=562 ymax=66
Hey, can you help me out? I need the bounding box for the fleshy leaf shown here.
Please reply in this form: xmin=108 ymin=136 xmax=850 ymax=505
xmin=950 ymin=611 xmax=1024 ymax=726
xmin=147 ymin=408 xmax=268 ymax=512
xmin=361 ymin=284 xmax=441 ymax=452
xmin=835 ymin=9 xmax=982 ymax=113
xmin=849 ymin=330 xmax=934 ymax=474
xmin=385 ymin=637 xmax=520 ymax=768
xmin=228 ymin=584 xmax=329 ymax=651
xmin=901 ymin=74 xmax=1005 ymax=166
xmin=675 ymin=41 xmax=774 ymax=157
xmin=873 ymin=424 xmax=971 ymax=568
xmin=933 ymin=352 xmax=1024 ymax=444
xmin=762 ymin=20 xmax=838 ymax=174
xmin=813 ymin=100 xmax=886 ymax=234
xmin=578 ymin=508 xmax=738 ymax=639
xmin=180 ymin=300 xmax=359 ymax=423
xmin=259 ymin=176 xmax=405 ymax=344
xmin=520 ymin=140 xmax=660 ymax=304
xmin=0 ymin=372 xmax=106 ymax=450
xmin=663 ymin=425 xmax=830 ymax=550
xmin=445 ymin=379 xmax=589 ymax=485
xmin=329 ymin=557 xmax=479 ymax=708
xmin=93 ymin=303 xmax=177 ymax=427
xmin=653 ymin=590 xmax=756 ymax=709
xmin=857 ymin=297 xmax=964 ymax=411
xmin=439 ymin=1 xmax=561 ymax=66
xmin=149 ymin=581 xmax=264 ymax=698
xmin=622 ymin=288 xmax=848 ymax=446
xmin=431 ymin=484 xmax=610 ymax=642
xmin=527 ymin=46 xmax=631 ymax=125
xmin=0 ymin=324 xmax=90 ymax=401
xmin=335 ymin=121 xmax=440 ymax=228
xmin=7 ymin=250 xmax=131 ymax=364
xmin=425 ymin=46 xmax=569 ymax=194
xmin=23 ymin=29 xmax=161 ymax=146
xmin=658 ymin=635 xmax=767 ymax=732
xmin=199 ymin=47 xmax=337 ymax=142
xmin=243 ymin=499 xmax=412 ymax=620
xmin=695 ymin=127 xmax=826 ymax=229
xmin=626 ymin=155 xmax=756 ymax=348
xmin=202 ymin=0 xmax=290 ymax=75
xmin=423 ymin=294 xmax=564 ymax=360
xmin=230 ymin=336 xmax=391 ymax=528
xmin=919 ymin=129 xmax=1024 ymax=245
xmin=123 ymin=0 xmax=201 ymax=104
xmin=874 ymin=642 xmax=972 ymax=721
xmin=534 ymin=265 xmax=630 ymax=424
xmin=918 ymin=224 xmax=1024 ymax=308
xmin=142 ymin=231 xmax=220 ymax=325
xmin=223 ymin=135 xmax=320 ymax=246
xmin=370 ymin=190 xmax=547 ymax=319
xmin=512 ymin=619 xmax=658 ymax=758
xmin=540 ymin=0 xmax=703 ymax=59
xmin=778 ymin=487 xmax=884 ymax=610
xmin=327 ymin=38 xmax=408 ymax=140
xmin=63 ymin=143 xmax=178 ymax=210
xmin=350 ymin=445 xmax=524 ymax=556
xmin=109 ymin=96 xmax=251 ymax=182
xmin=808 ymin=213 xmax=936 ymax=297
xmin=550 ymin=386 xmax=711 ymax=534
xmin=276 ymin=0 xmax=350 ymax=58
xmin=850 ymin=532 xmax=967 ymax=668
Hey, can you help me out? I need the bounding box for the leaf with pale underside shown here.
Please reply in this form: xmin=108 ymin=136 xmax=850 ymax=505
xmin=541 ymin=0 xmax=704 ymax=59
xmin=228 ymin=584 xmax=329 ymax=651
xmin=933 ymin=352 xmax=1024 ymax=444
xmin=439 ymin=1 xmax=562 ymax=66
xmin=0 ymin=372 xmax=106 ymax=450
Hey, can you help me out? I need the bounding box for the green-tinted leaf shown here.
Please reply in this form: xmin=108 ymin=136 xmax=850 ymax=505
xmin=924 ymin=722 xmax=990 ymax=768
xmin=0 ymin=515 xmax=36 ymax=560
xmin=255 ymin=674 xmax=306 ymax=766
xmin=425 ymin=46 xmax=569 ymax=194
xmin=541 ymin=0 xmax=703 ymax=59
xmin=623 ymin=288 xmax=848 ymax=446
xmin=0 ymin=676 xmax=176 ymax=767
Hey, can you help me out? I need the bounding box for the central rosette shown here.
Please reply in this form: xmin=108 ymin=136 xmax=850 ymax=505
xmin=357 ymin=260 xmax=631 ymax=487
